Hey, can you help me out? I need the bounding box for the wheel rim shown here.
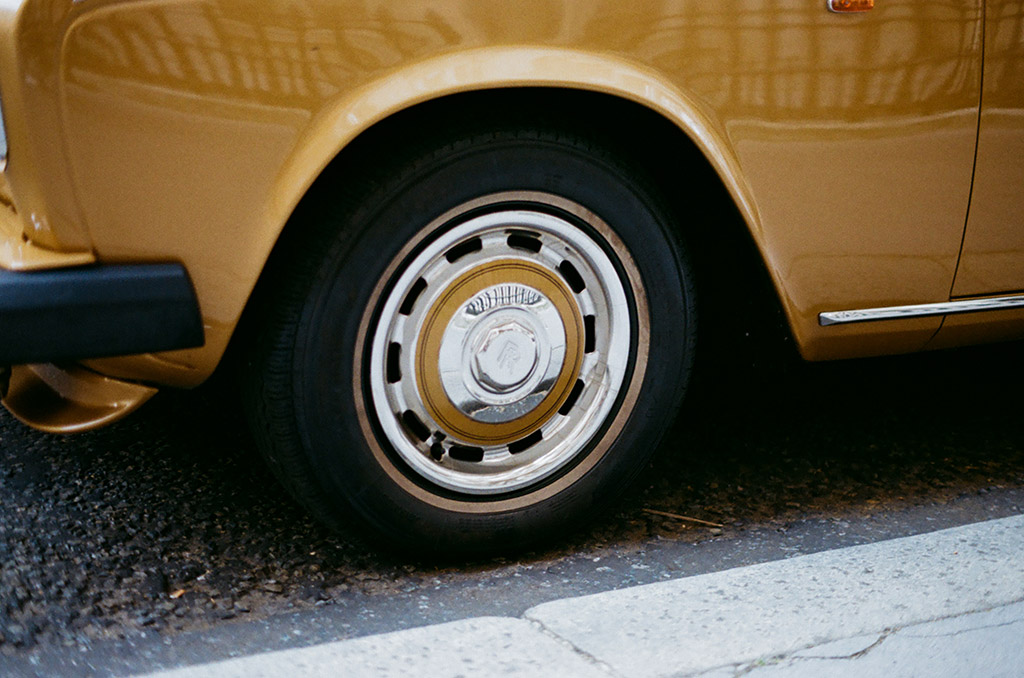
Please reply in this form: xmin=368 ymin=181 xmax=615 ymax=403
xmin=368 ymin=205 xmax=633 ymax=495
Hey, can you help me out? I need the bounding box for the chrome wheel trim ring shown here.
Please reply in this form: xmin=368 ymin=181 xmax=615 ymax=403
xmin=368 ymin=206 xmax=634 ymax=495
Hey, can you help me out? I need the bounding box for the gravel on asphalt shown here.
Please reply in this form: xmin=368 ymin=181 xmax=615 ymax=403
xmin=2 ymin=333 xmax=1023 ymax=655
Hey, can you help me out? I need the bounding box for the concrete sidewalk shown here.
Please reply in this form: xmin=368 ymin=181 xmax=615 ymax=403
xmin=135 ymin=515 xmax=1024 ymax=678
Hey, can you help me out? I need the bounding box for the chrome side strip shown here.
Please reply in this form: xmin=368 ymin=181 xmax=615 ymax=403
xmin=819 ymin=295 xmax=1024 ymax=326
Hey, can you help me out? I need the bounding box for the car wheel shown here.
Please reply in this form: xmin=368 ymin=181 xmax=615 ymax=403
xmin=244 ymin=126 xmax=696 ymax=554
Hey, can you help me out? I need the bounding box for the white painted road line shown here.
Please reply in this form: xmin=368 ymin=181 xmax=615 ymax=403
xmin=134 ymin=514 xmax=1024 ymax=678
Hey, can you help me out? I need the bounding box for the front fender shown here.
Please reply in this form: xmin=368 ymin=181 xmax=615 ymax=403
xmin=268 ymin=46 xmax=762 ymax=254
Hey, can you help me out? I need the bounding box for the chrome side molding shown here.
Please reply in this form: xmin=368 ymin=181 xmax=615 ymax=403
xmin=819 ymin=295 xmax=1024 ymax=326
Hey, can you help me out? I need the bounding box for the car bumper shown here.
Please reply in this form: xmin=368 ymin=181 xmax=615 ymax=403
xmin=0 ymin=262 xmax=204 ymax=365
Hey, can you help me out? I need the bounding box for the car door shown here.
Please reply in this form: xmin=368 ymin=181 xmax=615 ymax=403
xmin=950 ymin=0 xmax=1024 ymax=297
xmin=928 ymin=0 xmax=1024 ymax=349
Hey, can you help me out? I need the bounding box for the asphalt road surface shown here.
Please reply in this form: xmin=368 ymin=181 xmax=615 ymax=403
xmin=2 ymin=335 xmax=1023 ymax=671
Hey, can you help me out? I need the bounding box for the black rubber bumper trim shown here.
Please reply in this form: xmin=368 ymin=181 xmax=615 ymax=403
xmin=0 ymin=263 xmax=204 ymax=365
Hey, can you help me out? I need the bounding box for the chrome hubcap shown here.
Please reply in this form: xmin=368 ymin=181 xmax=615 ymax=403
xmin=368 ymin=203 xmax=633 ymax=495
xmin=470 ymin=316 xmax=538 ymax=395
xmin=440 ymin=283 xmax=565 ymax=424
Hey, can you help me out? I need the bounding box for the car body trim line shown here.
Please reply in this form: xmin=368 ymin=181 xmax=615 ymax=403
xmin=819 ymin=295 xmax=1024 ymax=326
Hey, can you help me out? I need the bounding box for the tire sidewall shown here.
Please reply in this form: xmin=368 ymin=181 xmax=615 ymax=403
xmin=293 ymin=138 xmax=693 ymax=550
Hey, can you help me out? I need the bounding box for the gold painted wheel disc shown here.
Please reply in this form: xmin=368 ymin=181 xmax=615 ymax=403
xmin=416 ymin=259 xmax=584 ymax=446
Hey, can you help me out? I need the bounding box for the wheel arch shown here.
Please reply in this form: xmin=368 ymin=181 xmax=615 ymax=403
xmin=247 ymin=47 xmax=789 ymax=354
xmin=264 ymin=47 xmax=763 ymax=242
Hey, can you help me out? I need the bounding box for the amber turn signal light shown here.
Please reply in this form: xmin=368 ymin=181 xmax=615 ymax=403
xmin=828 ymin=0 xmax=874 ymax=12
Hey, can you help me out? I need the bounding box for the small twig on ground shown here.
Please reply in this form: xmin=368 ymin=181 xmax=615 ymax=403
xmin=642 ymin=508 xmax=724 ymax=528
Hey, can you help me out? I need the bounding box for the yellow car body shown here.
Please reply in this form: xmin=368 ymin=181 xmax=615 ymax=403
xmin=0 ymin=0 xmax=1021 ymax=550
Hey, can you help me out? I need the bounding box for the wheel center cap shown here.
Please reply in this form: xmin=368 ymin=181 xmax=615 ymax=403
xmin=434 ymin=281 xmax=568 ymax=424
xmin=471 ymin=321 xmax=539 ymax=393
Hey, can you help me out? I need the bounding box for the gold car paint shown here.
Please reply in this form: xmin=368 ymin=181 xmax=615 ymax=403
xmin=0 ymin=3 xmax=95 ymax=269
xmin=0 ymin=175 xmax=94 ymax=269
xmin=2 ymin=363 xmax=157 ymax=433
xmin=926 ymin=305 xmax=1024 ymax=351
xmin=0 ymin=1 xmax=1007 ymax=428
xmin=0 ymin=0 xmax=93 ymax=253
xmin=949 ymin=0 xmax=1024 ymax=297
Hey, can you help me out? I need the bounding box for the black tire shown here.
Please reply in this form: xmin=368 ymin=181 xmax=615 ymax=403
xmin=243 ymin=125 xmax=696 ymax=555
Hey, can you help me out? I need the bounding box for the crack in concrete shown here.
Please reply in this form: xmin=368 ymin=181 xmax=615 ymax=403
xmin=727 ymin=603 xmax=1024 ymax=677
xmin=899 ymin=615 xmax=1024 ymax=640
xmin=731 ymin=655 xmax=787 ymax=676
xmin=729 ymin=633 xmax=889 ymax=676
xmin=730 ymin=599 xmax=1024 ymax=676
xmin=523 ymin=616 xmax=626 ymax=678
xmin=839 ymin=633 xmax=888 ymax=660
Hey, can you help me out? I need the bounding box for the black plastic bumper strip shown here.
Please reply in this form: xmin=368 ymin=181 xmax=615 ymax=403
xmin=0 ymin=263 xmax=204 ymax=365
